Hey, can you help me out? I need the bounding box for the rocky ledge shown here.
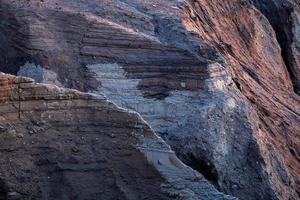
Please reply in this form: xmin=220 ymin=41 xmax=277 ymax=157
xmin=0 ymin=73 xmax=236 ymax=200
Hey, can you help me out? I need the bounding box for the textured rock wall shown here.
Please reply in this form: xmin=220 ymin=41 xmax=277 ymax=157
xmin=182 ymin=0 xmax=300 ymax=199
xmin=87 ymin=62 xmax=275 ymax=200
xmin=292 ymin=12 xmax=300 ymax=92
xmin=17 ymin=62 xmax=63 ymax=86
xmin=252 ymin=0 xmax=300 ymax=94
xmin=0 ymin=73 xmax=236 ymax=200
xmin=0 ymin=0 xmax=299 ymax=200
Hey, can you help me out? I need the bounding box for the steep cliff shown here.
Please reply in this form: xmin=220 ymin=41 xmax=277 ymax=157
xmin=0 ymin=73 xmax=236 ymax=200
xmin=0 ymin=0 xmax=299 ymax=200
xmin=183 ymin=1 xmax=300 ymax=199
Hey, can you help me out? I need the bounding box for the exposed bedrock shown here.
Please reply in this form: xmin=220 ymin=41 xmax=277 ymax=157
xmin=183 ymin=0 xmax=300 ymax=199
xmin=0 ymin=0 xmax=299 ymax=200
xmin=252 ymin=0 xmax=300 ymax=94
xmin=88 ymin=62 xmax=276 ymax=200
xmin=0 ymin=73 xmax=237 ymax=200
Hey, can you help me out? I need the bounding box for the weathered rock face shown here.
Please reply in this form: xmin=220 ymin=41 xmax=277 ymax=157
xmin=182 ymin=1 xmax=300 ymax=198
xmin=0 ymin=0 xmax=299 ymax=200
xmin=0 ymin=73 xmax=237 ymax=200
xmin=252 ymin=0 xmax=300 ymax=94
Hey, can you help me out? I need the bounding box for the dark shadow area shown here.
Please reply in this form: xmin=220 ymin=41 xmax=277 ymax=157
xmin=0 ymin=3 xmax=31 ymax=75
xmin=0 ymin=179 xmax=8 ymax=200
xmin=189 ymin=154 xmax=219 ymax=188
xmin=177 ymin=152 xmax=220 ymax=189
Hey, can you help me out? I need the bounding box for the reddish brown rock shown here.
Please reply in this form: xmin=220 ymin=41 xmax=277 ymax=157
xmin=182 ymin=0 xmax=300 ymax=198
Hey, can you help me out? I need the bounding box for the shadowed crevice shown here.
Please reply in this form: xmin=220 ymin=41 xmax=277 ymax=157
xmin=0 ymin=179 xmax=8 ymax=200
xmin=189 ymin=155 xmax=219 ymax=189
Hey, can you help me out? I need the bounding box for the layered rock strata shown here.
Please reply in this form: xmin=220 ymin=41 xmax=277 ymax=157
xmin=0 ymin=0 xmax=299 ymax=200
xmin=0 ymin=73 xmax=237 ymax=200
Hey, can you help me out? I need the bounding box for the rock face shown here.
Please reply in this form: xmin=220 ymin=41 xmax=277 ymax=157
xmin=0 ymin=73 xmax=236 ymax=200
xmin=183 ymin=1 xmax=300 ymax=199
xmin=252 ymin=0 xmax=300 ymax=94
xmin=0 ymin=0 xmax=299 ymax=200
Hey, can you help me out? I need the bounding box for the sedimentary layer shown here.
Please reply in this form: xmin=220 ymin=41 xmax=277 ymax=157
xmin=0 ymin=0 xmax=299 ymax=200
xmin=0 ymin=73 xmax=237 ymax=200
